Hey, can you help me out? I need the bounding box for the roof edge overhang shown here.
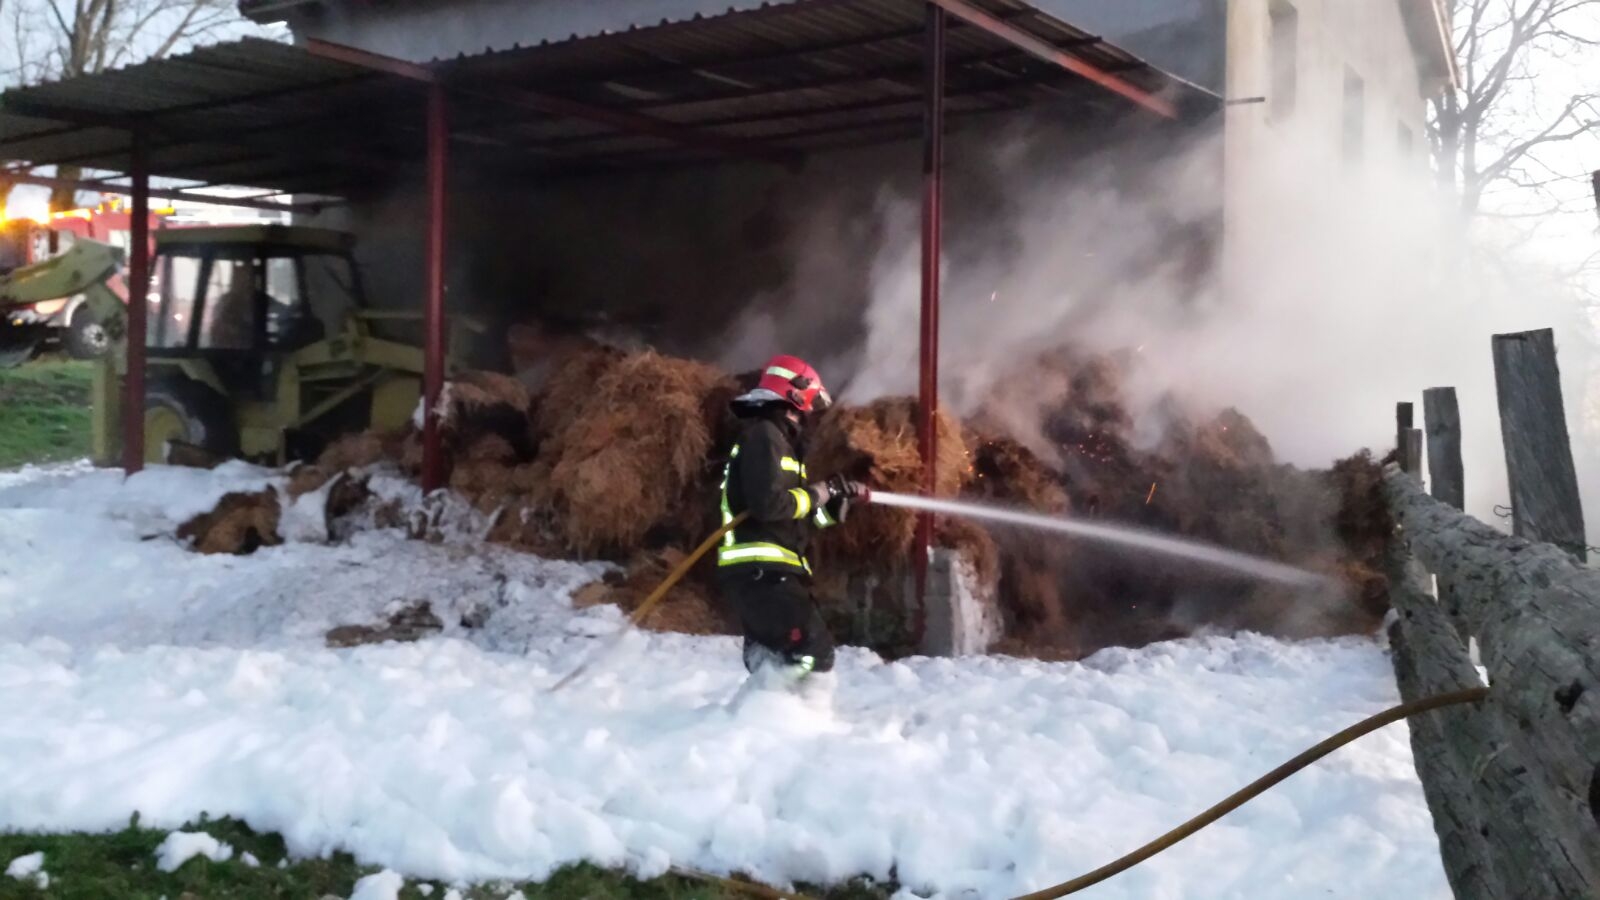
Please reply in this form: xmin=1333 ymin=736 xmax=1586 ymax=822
xmin=1399 ymin=0 xmax=1461 ymax=95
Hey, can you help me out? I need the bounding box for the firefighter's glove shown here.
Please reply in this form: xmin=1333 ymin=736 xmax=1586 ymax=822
xmin=826 ymin=475 xmax=867 ymax=502
xmin=824 ymin=476 xmax=867 ymax=523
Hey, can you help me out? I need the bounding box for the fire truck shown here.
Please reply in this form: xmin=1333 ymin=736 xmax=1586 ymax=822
xmin=0 ymin=200 xmax=167 ymax=365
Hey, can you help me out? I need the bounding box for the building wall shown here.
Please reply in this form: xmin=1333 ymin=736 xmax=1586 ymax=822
xmin=1220 ymin=0 xmax=1441 ymax=308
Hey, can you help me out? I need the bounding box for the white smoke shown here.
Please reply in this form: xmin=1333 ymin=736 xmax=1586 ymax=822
xmin=727 ymin=113 xmax=1598 ymax=538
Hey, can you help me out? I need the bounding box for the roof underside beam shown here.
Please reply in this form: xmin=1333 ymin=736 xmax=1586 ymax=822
xmin=303 ymin=38 xmax=801 ymax=167
xmin=925 ymin=0 xmax=1176 ymax=118
xmin=5 ymin=171 xmax=328 ymax=213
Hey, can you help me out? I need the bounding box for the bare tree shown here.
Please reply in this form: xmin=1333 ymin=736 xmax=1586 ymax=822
xmin=1 ymin=0 xmax=247 ymax=211
xmin=1430 ymin=0 xmax=1600 ymax=217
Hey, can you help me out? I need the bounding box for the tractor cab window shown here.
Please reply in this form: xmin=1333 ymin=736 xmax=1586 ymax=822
xmin=198 ymin=251 xmax=260 ymax=350
xmin=152 ymin=253 xmax=203 ymax=348
xmin=303 ymin=252 xmax=360 ymax=330
xmin=263 ymin=255 xmax=311 ymax=349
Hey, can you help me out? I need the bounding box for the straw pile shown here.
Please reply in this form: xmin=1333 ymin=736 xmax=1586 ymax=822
xmin=570 ymin=549 xmax=732 ymax=635
xmin=959 ymin=433 xmax=1075 ymax=647
xmin=807 ymin=397 xmax=967 ymax=571
xmin=539 ymin=350 xmax=736 ymax=556
xmin=177 ymin=489 xmax=283 ymax=555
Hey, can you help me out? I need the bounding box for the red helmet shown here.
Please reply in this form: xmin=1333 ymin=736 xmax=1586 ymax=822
xmin=749 ymin=354 xmax=832 ymax=413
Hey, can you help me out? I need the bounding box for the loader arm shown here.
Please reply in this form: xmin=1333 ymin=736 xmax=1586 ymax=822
xmin=0 ymin=239 xmax=124 ymax=315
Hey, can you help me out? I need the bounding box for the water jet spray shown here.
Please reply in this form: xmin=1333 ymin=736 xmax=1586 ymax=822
xmin=866 ymin=491 xmax=1328 ymax=586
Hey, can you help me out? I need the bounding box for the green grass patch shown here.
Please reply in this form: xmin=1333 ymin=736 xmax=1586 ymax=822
xmin=1 ymin=815 xmax=891 ymax=899
xmin=0 ymin=358 xmax=94 ymax=468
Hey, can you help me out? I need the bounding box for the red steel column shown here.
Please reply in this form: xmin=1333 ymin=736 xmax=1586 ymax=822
xmin=123 ymin=128 xmax=150 ymax=473
xmin=913 ymin=2 xmax=946 ymax=645
xmin=421 ymin=84 xmax=448 ymax=492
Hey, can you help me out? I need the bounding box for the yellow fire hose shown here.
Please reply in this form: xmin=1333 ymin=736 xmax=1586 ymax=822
xmin=553 ymin=516 xmax=1489 ymax=897
xmin=549 ymin=512 xmax=748 ymax=692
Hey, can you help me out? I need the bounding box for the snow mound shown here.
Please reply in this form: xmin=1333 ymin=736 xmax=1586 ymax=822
xmin=350 ymin=869 xmax=405 ymax=900
xmin=5 ymin=850 xmax=48 ymax=887
xmin=155 ymin=830 xmax=234 ymax=872
xmin=0 ymin=463 xmax=1450 ymax=899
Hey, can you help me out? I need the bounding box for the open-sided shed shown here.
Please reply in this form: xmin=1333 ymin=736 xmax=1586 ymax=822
xmin=0 ymin=0 xmax=1220 ymax=606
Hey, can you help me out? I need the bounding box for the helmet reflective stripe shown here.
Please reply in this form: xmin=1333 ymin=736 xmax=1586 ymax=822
xmin=766 ymin=365 xmax=799 ymax=380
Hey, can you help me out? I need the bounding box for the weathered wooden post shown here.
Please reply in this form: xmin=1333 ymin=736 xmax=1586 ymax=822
xmin=1423 ymin=387 xmax=1466 ymax=622
xmin=1423 ymin=387 xmax=1464 ymax=511
xmin=1397 ymin=401 xmax=1414 ymax=459
xmin=1491 ymin=329 xmax=1586 ymax=560
xmin=1398 ymin=401 xmax=1423 ymax=477
xmin=1383 ymin=469 xmax=1600 ymax=896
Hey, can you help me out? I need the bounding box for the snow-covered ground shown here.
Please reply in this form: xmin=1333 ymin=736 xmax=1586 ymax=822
xmin=0 ymin=462 xmax=1450 ymax=899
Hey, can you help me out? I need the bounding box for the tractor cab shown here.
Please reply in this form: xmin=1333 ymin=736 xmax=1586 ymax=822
xmin=129 ymin=225 xmax=456 ymax=466
xmin=150 ymin=226 xmax=358 ymax=376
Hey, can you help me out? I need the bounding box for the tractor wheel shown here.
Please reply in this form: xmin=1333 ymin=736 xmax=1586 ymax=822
xmin=144 ymin=379 xmax=237 ymax=465
xmin=64 ymin=306 xmax=111 ymax=359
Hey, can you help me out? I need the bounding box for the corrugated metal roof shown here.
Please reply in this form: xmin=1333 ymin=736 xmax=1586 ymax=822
xmin=1 ymin=0 xmax=1219 ymax=198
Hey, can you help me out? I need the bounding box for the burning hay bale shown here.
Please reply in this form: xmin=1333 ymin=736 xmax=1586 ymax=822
xmin=807 ymin=397 xmax=967 ymax=570
xmin=1326 ymin=450 xmax=1393 ymax=623
xmin=539 ymin=350 xmax=734 ymax=556
xmin=571 ymin=550 xmax=731 ymax=635
xmin=177 ymin=489 xmax=283 ymax=555
xmin=958 ymin=434 xmax=1076 ymax=649
xmin=531 ymin=342 xmax=626 ymax=446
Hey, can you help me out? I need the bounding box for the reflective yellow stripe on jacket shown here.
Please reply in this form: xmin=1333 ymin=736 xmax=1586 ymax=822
xmin=717 ymin=441 xmax=813 ymax=572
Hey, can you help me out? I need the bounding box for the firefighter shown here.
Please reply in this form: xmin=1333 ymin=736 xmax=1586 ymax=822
xmin=718 ymin=354 xmax=866 ymax=690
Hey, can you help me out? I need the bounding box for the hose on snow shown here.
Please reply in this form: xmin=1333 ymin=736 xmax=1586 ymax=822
xmin=548 ymin=512 xmax=747 ymax=692
xmin=679 ymin=685 xmax=1490 ymax=899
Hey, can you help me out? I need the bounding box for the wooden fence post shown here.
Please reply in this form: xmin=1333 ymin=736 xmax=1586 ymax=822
xmin=1397 ymin=401 xmax=1423 ymax=476
xmin=1423 ymin=387 xmax=1464 ymax=511
xmin=1491 ymin=329 xmax=1586 ymax=560
xmin=1383 ymin=468 xmax=1600 ymax=895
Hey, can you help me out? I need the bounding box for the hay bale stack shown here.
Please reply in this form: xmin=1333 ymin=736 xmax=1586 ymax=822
xmin=317 ymin=431 xmax=389 ymax=471
xmin=486 ymin=500 xmax=567 ymax=558
xmin=1327 ymin=450 xmax=1392 ymax=622
xmin=287 ymin=464 xmax=335 ymax=499
xmin=442 ymin=370 xmax=536 ymax=462
xmin=807 ymin=397 xmax=967 ymax=571
xmin=532 ymin=342 xmax=626 ymax=446
xmin=571 ymin=550 xmax=731 ymax=635
xmin=541 ymin=350 xmax=732 ymax=556
xmin=177 ymin=489 xmax=283 ymax=555
xmin=964 ymin=434 xmax=1069 ymax=513
xmin=958 ymin=433 xmax=1076 ymax=649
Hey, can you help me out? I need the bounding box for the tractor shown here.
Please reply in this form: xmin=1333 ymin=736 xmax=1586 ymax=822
xmin=3 ymin=224 xmax=472 ymax=466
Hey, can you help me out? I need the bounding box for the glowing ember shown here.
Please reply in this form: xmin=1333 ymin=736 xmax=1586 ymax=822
xmin=1145 ymin=482 xmax=1157 ymax=504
